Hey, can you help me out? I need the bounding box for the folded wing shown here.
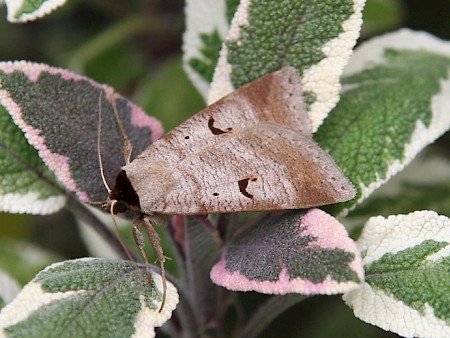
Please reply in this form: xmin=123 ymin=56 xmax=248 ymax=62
xmin=125 ymin=123 xmax=355 ymax=214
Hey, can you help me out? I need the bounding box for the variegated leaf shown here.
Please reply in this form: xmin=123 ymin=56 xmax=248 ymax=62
xmin=316 ymin=29 xmax=450 ymax=214
xmin=3 ymin=0 xmax=67 ymax=22
xmin=182 ymin=0 xmax=238 ymax=98
xmin=0 ymin=258 xmax=179 ymax=338
xmin=0 ymin=61 xmax=163 ymax=204
xmin=211 ymin=209 xmax=363 ymax=295
xmin=0 ymin=103 xmax=65 ymax=215
xmin=208 ymin=0 xmax=365 ymax=132
xmin=343 ymin=211 xmax=450 ymax=337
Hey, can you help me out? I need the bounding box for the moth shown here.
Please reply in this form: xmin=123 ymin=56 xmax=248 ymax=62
xmin=102 ymin=66 xmax=355 ymax=309
xmin=107 ymin=67 xmax=355 ymax=215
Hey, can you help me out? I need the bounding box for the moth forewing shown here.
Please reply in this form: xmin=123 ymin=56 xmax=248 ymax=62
xmin=123 ymin=122 xmax=355 ymax=215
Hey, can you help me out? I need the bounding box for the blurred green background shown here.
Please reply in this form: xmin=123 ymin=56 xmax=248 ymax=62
xmin=1 ymin=0 xmax=449 ymax=337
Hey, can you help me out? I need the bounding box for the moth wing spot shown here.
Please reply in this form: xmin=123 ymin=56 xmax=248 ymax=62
xmin=208 ymin=117 xmax=232 ymax=135
xmin=212 ymin=192 xmax=219 ymax=196
xmin=238 ymin=177 xmax=256 ymax=199
xmin=184 ymin=135 xmax=190 ymax=139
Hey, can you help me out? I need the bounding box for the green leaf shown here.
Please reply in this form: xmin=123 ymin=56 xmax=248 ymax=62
xmin=183 ymin=0 xmax=233 ymax=98
xmin=4 ymin=0 xmax=67 ymax=22
xmin=0 ymin=258 xmax=179 ymax=338
xmin=0 ymin=104 xmax=66 ymax=215
xmin=345 ymin=153 xmax=450 ymax=230
xmin=187 ymin=30 xmax=223 ymax=85
xmin=209 ymin=0 xmax=365 ymax=131
xmin=343 ymin=210 xmax=450 ymax=337
xmin=316 ymin=29 xmax=450 ymax=214
xmin=361 ymin=0 xmax=405 ymax=37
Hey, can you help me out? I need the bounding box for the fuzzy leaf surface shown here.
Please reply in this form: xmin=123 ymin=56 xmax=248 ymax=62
xmin=343 ymin=210 xmax=450 ymax=337
xmin=0 ymin=61 xmax=163 ymax=204
xmin=183 ymin=0 xmax=239 ymax=98
xmin=0 ymin=104 xmax=65 ymax=214
xmin=315 ymin=29 xmax=450 ymax=214
xmin=211 ymin=209 xmax=363 ymax=294
xmin=0 ymin=258 xmax=179 ymax=338
xmin=209 ymin=0 xmax=365 ymax=131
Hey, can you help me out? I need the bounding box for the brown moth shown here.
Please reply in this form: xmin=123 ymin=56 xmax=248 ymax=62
xmin=104 ymin=66 xmax=355 ymax=310
xmin=109 ymin=67 xmax=355 ymax=216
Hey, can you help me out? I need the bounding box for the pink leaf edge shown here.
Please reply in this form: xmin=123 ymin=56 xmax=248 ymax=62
xmin=210 ymin=209 xmax=364 ymax=295
xmin=0 ymin=61 xmax=163 ymax=202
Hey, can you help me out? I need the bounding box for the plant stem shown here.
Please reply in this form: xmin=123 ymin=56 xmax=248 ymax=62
xmin=240 ymin=294 xmax=308 ymax=338
xmin=65 ymin=195 xmax=132 ymax=260
xmin=192 ymin=215 xmax=223 ymax=246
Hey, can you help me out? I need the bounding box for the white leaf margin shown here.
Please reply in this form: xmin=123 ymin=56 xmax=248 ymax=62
xmin=4 ymin=0 xmax=67 ymax=22
xmin=343 ymin=211 xmax=450 ymax=337
xmin=0 ymin=258 xmax=179 ymax=338
xmin=0 ymin=270 xmax=20 ymax=307
xmin=0 ymin=192 xmax=66 ymax=215
xmin=208 ymin=0 xmax=366 ymax=133
xmin=343 ymin=29 xmax=450 ymax=208
xmin=182 ymin=0 xmax=229 ymax=100
xmin=131 ymin=268 xmax=179 ymax=338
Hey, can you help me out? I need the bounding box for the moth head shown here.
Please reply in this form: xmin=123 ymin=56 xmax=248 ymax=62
xmin=103 ymin=170 xmax=141 ymax=215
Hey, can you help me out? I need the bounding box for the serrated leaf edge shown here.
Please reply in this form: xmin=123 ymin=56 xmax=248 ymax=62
xmin=5 ymin=0 xmax=67 ymax=22
xmin=343 ymin=29 xmax=450 ymax=212
xmin=302 ymin=0 xmax=365 ymax=132
xmin=208 ymin=0 xmax=366 ymax=133
xmin=358 ymin=211 xmax=450 ymax=265
xmin=0 ymin=258 xmax=180 ymax=337
xmin=343 ymin=283 xmax=450 ymax=337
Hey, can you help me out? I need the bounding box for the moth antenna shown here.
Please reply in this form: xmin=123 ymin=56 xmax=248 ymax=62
xmin=97 ymin=92 xmax=112 ymax=193
xmin=110 ymin=94 xmax=133 ymax=164
xmin=109 ymin=200 xmax=136 ymax=264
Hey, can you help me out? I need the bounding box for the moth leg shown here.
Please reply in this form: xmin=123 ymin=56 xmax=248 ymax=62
xmin=132 ymin=220 xmax=152 ymax=285
xmin=134 ymin=216 xmax=167 ymax=312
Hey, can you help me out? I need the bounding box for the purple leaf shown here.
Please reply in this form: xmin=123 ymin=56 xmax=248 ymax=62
xmin=183 ymin=216 xmax=220 ymax=323
xmin=0 ymin=61 xmax=163 ymax=203
xmin=211 ymin=209 xmax=363 ymax=295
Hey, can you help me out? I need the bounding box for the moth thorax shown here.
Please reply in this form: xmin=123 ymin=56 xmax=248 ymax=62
xmin=109 ymin=170 xmax=141 ymax=213
xmin=122 ymin=157 xmax=179 ymax=214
